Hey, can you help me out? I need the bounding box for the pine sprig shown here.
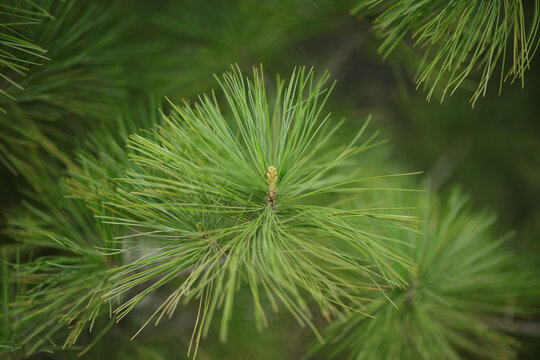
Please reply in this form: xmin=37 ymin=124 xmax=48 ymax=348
xmin=0 ymin=1 xmax=52 ymax=109
xmin=354 ymin=0 xmax=540 ymax=105
xmin=312 ymin=188 xmax=537 ymax=359
xmin=3 ymin=189 xmax=122 ymax=357
xmin=71 ymin=66 xmax=419 ymax=356
xmin=1 ymin=101 xmax=160 ymax=358
xmin=0 ymin=0 xmax=128 ymax=191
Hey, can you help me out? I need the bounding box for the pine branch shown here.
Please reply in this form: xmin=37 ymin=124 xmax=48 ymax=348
xmin=0 ymin=0 xmax=129 ymax=192
xmin=311 ymin=187 xmax=539 ymax=359
xmin=3 ymin=190 xmax=121 ymax=357
xmin=66 ymin=66 xmax=419 ymax=358
xmin=353 ymin=0 xmax=540 ymax=105
xmin=0 ymin=100 xmax=161 ymax=358
xmin=0 ymin=1 xmax=52 ymax=110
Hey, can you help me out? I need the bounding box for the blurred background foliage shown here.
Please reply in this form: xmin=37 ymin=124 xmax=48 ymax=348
xmin=1 ymin=0 xmax=539 ymax=358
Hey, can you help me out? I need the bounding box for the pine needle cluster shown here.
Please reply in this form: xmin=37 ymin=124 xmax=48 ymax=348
xmin=353 ymin=0 xmax=540 ymax=105
xmin=312 ymin=188 xmax=537 ymax=359
xmin=74 ymin=66 xmax=418 ymax=355
xmin=0 ymin=1 xmax=51 ymax=109
xmin=1 ymin=101 xmax=159 ymax=357
xmin=0 ymin=0 xmax=128 ymax=191
xmin=2 ymin=66 xmax=420 ymax=358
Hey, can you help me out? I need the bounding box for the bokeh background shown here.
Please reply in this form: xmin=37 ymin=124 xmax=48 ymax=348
xmin=1 ymin=0 xmax=539 ymax=358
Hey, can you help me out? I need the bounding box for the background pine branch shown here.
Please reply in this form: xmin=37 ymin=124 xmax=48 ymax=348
xmin=353 ymin=0 xmax=540 ymax=105
xmin=312 ymin=187 xmax=540 ymax=359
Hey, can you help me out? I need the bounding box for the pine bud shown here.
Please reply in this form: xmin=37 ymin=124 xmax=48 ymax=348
xmin=266 ymin=165 xmax=278 ymax=208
